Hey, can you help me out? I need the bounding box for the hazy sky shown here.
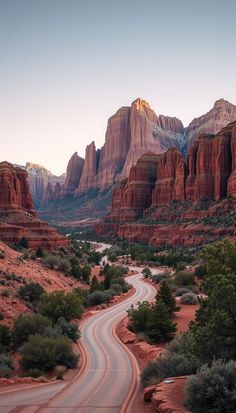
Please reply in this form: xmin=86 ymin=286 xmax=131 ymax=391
xmin=1 ymin=0 xmax=236 ymax=175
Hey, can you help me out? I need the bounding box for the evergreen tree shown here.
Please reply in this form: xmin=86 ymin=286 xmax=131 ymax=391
xmin=146 ymin=300 xmax=177 ymax=343
xmin=89 ymin=276 xmax=103 ymax=293
xmin=156 ymin=280 xmax=179 ymax=315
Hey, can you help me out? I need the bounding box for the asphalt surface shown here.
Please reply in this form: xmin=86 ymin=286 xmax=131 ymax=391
xmin=0 ymin=244 xmax=157 ymax=413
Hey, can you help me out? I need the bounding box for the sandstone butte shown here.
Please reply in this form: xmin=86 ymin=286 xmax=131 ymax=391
xmin=44 ymin=97 xmax=236 ymax=204
xmin=95 ymin=121 xmax=236 ymax=247
xmin=0 ymin=162 xmax=68 ymax=249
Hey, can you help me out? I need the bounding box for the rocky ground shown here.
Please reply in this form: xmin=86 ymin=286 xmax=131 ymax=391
xmin=0 ymin=241 xmax=85 ymax=326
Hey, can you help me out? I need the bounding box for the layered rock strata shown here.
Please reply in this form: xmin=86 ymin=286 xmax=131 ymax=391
xmin=96 ymin=122 xmax=236 ymax=247
xmin=0 ymin=162 xmax=68 ymax=249
xmin=60 ymin=98 xmax=236 ymax=201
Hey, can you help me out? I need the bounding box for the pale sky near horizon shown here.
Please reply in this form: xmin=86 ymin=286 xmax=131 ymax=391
xmin=1 ymin=0 xmax=236 ymax=175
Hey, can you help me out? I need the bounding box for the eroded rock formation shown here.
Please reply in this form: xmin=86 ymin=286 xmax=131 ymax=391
xmin=61 ymin=98 xmax=236 ymax=203
xmin=186 ymin=98 xmax=236 ymax=149
xmin=18 ymin=162 xmax=65 ymax=207
xmin=96 ymin=122 xmax=236 ymax=247
xmin=62 ymin=152 xmax=84 ymax=196
xmin=0 ymin=162 xmax=68 ymax=249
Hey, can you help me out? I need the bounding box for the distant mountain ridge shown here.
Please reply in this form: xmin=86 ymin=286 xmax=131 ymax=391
xmin=15 ymin=162 xmax=66 ymax=208
xmin=51 ymin=97 xmax=236 ymax=204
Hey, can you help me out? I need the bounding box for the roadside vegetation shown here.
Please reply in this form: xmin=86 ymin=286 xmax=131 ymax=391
xmin=140 ymin=238 xmax=236 ymax=413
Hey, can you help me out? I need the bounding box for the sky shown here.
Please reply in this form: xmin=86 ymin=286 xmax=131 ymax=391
xmin=1 ymin=0 xmax=236 ymax=175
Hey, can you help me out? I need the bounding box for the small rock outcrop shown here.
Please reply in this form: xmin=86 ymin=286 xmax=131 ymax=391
xmin=0 ymin=162 xmax=68 ymax=249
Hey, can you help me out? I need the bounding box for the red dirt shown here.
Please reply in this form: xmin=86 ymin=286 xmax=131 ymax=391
xmin=0 ymin=241 xmax=86 ymax=326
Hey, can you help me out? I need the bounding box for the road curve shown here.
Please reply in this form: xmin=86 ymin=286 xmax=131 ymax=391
xmin=0 ymin=246 xmax=157 ymax=413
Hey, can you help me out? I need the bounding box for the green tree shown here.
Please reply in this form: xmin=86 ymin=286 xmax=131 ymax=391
xmin=20 ymin=335 xmax=78 ymax=373
xmin=190 ymin=273 xmax=236 ymax=361
xmin=88 ymin=251 xmax=102 ymax=265
xmin=18 ymin=237 xmax=28 ymax=249
xmin=36 ymin=246 xmax=45 ymax=258
xmin=56 ymin=318 xmax=81 ymax=342
xmin=18 ymin=282 xmax=45 ymax=303
xmin=0 ymin=325 xmax=11 ymax=347
xmin=155 ymin=280 xmax=179 ymax=315
xmin=80 ymin=265 xmax=91 ymax=284
xmin=89 ymin=276 xmax=103 ymax=293
xmin=38 ymin=290 xmax=83 ymax=323
xmin=127 ymin=301 xmax=152 ymax=333
xmin=201 ymin=238 xmax=236 ymax=276
xmin=12 ymin=314 xmax=51 ymax=347
xmin=142 ymin=267 xmax=152 ymax=278
xmin=146 ymin=300 xmax=177 ymax=343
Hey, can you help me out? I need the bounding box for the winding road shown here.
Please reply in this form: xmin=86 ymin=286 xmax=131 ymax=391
xmin=0 ymin=243 xmax=157 ymax=413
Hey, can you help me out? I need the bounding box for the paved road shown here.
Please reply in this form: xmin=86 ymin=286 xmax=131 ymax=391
xmin=0 ymin=245 xmax=158 ymax=413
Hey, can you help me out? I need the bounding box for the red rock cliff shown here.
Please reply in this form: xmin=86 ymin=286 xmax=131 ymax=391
xmin=0 ymin=162 xmax=68 ymax=249
xmin=96 ymin=122 xmax=236 ymax=247
xmin=63 ymin=152 xmax=84 ymax=196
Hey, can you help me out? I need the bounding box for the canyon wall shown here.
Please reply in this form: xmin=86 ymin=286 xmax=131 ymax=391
xmin=96 ymin=122 xmax=236 ymax=247
xmin=0 ymin=162 xmax=68 ymax=249
xmin=58 ymin=98 xmax=236 ymax=204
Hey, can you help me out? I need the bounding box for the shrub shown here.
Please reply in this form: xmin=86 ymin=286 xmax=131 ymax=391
xmin=142 ymin=267 xmax=152 ymax=278
xmin=18 ymin=282 xmax=45 ymax=303
xmin=0 ymin=354 xmax=13 ymax=378
xmin=176 ymin=261 xmax=187 ymax=271
xmin=0 ymin=312 xmax=4 ymax=320
xmin=12 ymin=314 xmax=52 ymax=347
xmin=18 ymin=237 xmax=28 ymax=249
xmin=0 ymin=325 xmax=11 ymax=346
xmin=26 ymin=368 xmax=44 ymax=378
xmin=38 ymin=290 xmax=83 ymax=323
xmin=195 ymin=264 xmax=206 ymax=278
xmin=56 ymin=318 xmax=81 ymax=342
xmin=43 ymin=255 xmax=60 ymax=269
xmin=0 ymin=365 xmax=12 ymax=378
xmin=166 ymin=332 xmax=197 ymax=358
xmin=109 ymin=283 xmax=123 ymax=294
xmin=0 ymin=250 xmax=5 ymax=259
xmin=20 ymin=335 xmax=78 ymax=373
xmin=36 ymin=246 xmax=45 ymax=258
xmin=175 ymin=271 xmax=195 ymax=286
xmin=55 ymin=365 xmax=67 ymax=379
xmin=86 ymin=291 xmax=112 ymax=306
xmin=180 ymin=292 xmax=198 ymax=305
xmin=152 ymin=273 xmax=167 ymax=284
xmin=141 ymin=353 xmax=199 ymax=388
xmin=175 ymin=288 xmax=190 ymax=296
xmin=74 ymin=288 xmax=89 ymax=304
xmin=58 ymin=258 xmax=71 ymax=273
xmin=1 ymin=289 xmax=10 ymax=297
xmin=184 ymin=359 xmax=236 ymax=413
